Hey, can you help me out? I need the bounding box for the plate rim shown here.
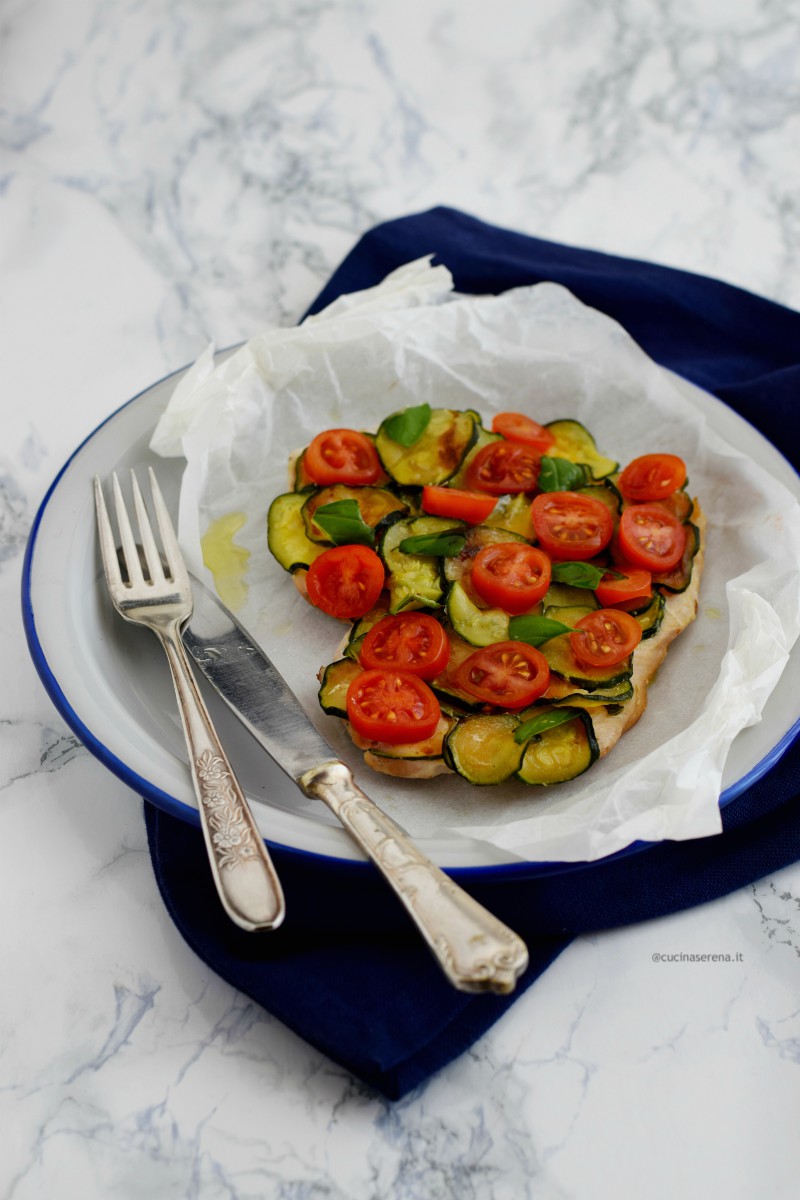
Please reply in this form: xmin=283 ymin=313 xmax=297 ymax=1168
xmin=21 ymin=357 xmax=800 ymax=880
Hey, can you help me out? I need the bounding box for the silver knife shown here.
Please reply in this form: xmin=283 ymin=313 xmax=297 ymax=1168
xmin=182 ymin=576 xmax=529 ymax=995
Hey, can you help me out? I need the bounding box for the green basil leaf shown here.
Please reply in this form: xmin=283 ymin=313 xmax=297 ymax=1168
xmin=312 ymin=499 xmax=375 ymax=547
xmin=508 ymin=614 xmax=573 ymax=646
xmin=399 ymin=531 xmax=466 ymax=557
xmin=514 ymin=708 xmax=577 ymax=744
xmin=537 ymin=456 xmax=589 ymax=492
xmin=381 ymin=403 xmax=432 ymax=447
xmin=551 ymin=561 xmax=606 ymax=589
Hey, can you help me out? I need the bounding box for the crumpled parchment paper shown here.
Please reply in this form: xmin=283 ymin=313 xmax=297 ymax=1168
xmin=150 ymin=259 xmax=800 ymax=863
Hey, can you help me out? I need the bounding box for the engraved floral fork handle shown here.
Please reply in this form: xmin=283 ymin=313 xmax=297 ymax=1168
xmin=94 ymin=470 xmax=285 ymax=932
xmin=158 ymin=621 xmax=286 ymax=931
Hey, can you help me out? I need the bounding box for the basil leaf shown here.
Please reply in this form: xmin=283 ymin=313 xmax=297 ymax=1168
xmin=508 ymin=614 xmax=572 ymax=646
xmin=537 ymin=456 xmax=589 ymax=492
xmin=381 ymin=403 xmax=432 ymax=447
xmin=312 ymin=499 xmax=374 ymax=547
xmin=399 ymin=531 xmax=466 ymax=557
xmin=551 ymin=561 xmax=606 ymax=589
xmin=514 ymin=708 xmax=577 ymax=744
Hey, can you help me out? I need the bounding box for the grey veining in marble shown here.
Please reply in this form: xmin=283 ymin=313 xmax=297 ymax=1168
xmin=3 ymin=0 xmax=800 ymax=1196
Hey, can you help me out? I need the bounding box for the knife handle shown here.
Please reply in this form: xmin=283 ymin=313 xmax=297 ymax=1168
xmin=299 ymin=761 xmax=529 ymax=994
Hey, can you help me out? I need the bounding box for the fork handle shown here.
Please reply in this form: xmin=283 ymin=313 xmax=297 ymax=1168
xmin=157 ymin=622 xmax=285 ymax=932
xmin=299 ymin=761 xmax=529 ymax=994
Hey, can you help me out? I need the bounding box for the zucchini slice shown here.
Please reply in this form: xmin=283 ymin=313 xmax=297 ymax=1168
xmin=318 ymin=658 xmax=362 ymax=717
xmin=445 ymin=580 xmax=511 ymax=647
xmin=540 ymin=633 xmax=633 ymax=691
xmin=267 ymin=493 xmax=327 ymax=572
xmin=543 ymin=582 xmax=600 ymax=610
xmin=577 ymin=480 xmax=622 ymax=521
xmin=482 ymin=491 xmax=536 ymax=539
xmin=545 ymin=419 xmax=617 ymax=479
xmin=360 ymin=714 xmax=457 ymax=762
xmin=653 ymin=521 xmax=700 ymax=593
xmin=539 ymin=674 xmax=634 ymax=706
xmin=443 ymin=705 xmax=599 ymax=785
xmin=442 ymin=524 xmax=527 ymax=586
xmin=301 ymin=485 xmax=408 ymax=543
xmin=343 ymin=600 xmax=391 ymax=661
xmin=378 ymin=515 xmax=456 ymax=612
xmin=632 ymin=590 xmax=666 ymax=638
xmin=444 ymin=713 xmax=524 ymax=785
xmin=446 ymin=424 xmax=503 ymax=489
xmin=516 ymin=707 xmax=599 ymax=785
xmin=376 ymin=408 xmax=477 ymax=486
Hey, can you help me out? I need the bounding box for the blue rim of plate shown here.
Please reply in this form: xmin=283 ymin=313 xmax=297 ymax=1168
xmin=21 ymin=364 xmax=800 ymax=882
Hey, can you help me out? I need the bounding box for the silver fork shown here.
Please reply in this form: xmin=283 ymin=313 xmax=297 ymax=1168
xmin=94 ymin=468 xmax=285 ymax=932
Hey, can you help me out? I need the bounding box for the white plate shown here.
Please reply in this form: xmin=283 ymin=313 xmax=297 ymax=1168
xmin=23 ymin=360 xmax=800 ymax=873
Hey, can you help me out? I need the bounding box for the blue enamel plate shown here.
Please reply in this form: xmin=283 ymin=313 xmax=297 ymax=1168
xmin=22 ymin=362 xmax=800 ymax=879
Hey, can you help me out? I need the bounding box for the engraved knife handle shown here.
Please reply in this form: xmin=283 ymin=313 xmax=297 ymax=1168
xmin=299 ymin=761 xmax=528 ymax=994
xmin=159 ymin=623 xmax=285 ymax=932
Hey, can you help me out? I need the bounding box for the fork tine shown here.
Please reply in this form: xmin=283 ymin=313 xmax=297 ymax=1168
xmin=93 ymin=476 xmax=124 ymax=587
xmin=148 ymin=467 xmax=189 ymax=585
xmin=112 ymin=472 xmax=144 ymax=585
xmin=130 ymin=470 xmax=165 ymax=584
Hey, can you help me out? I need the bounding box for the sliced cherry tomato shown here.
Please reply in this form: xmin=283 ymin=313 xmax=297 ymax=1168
xmin=491 ymin=412 xmax=556 ymax=453
xmin=617 ymin=503 xmax=686 ymax=572
xmin=594 ymin=567 xmax=652 ymax=607
xmin=455 ymin=641 xmax=550 ymax=709
xmin=359 ymin=612 xmax=451 ymax=680
xmin=305 ymin=544 xmax=385 ymax=619
xmin=304 ymin=429 xmax=382 ymax=487
xmin=346 ymin=668 xmax=441 ymax=743
xmin=465 ymin=440 xmax=541 ymax=495
xmin=421 ymin=485 xmax=497 ymax=524
xmin=617 ymin=453 xmax=687 ymax=502
xmin=569 ymin=609 xmax=642 ymax=668
xmin=530 ymin=491 xmax=614 ymax=561
xmin=471 ymin=543 xmax=552 ymax=614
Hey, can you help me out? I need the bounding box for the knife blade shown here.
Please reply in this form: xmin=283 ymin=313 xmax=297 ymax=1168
xmin=182 ymin=574 xmax=529 ymax=994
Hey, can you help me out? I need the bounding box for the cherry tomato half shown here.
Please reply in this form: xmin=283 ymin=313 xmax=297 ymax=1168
xmin=617 ymin=503 xmax=686 ymax=572
xmin=491 ymin=412 xmax=556 ymax=453
xmin=594 ymin=567 xmax=652 ymax=607
xmin=617 ymin=453 xmax=687 ymax=502
xmin=305 ymin=544 xmax=385 ymax=620
xmin=471 ymin=543 xmax=552 ymax=614
xmin=421 ymin=485 xmax=497 ymax=524
xmin=465 ymin=440 xmax=542 ymax=495
xmin=360 ymin=612 xmax=451 ymax=680
xmin=304 ymin=429 xmax=382 ymax=487
xmin=530 ymin=491 xmax=614 ymax=561
xmin=569 ymin=609 xmax=642 ymax=668
xmin=455 ymin=641 xmax=550 ymax=709
xmin=346 ymin=668 xmax=441 ymax=744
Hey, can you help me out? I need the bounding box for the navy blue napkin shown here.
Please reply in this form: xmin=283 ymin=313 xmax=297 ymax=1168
xmin=145 ymin=207 xmax=800 ymax=1100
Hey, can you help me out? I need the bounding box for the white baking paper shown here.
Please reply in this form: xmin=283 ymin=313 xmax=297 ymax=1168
xmin=150 ymin=258 xmax=800 ymax=863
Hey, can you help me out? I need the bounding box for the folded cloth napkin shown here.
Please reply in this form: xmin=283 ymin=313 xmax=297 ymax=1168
xmin=145 ymin=207 xmax=800 ymax=1100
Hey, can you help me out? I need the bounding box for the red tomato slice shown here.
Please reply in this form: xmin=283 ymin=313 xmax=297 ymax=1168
xmin=594 ymin=567 xmax=652 ymax=606
xmin=421 ymin=485 xmax=497 ymax=524
xmin=530 ymin=491 xmax=614 ymax=560
xmin=455 ymin=641 xmax=550 ymax=709
xmin=618 ymin=454 xmax=687 ymax=502
xmin=304 ymin=429 xmax=382 ymax=486
xmin=569 ymin=609 xmax=642 ymax=668
xmin=359 ymin=613 xmax=451 ymax=680
xmin=346 ymin=668 xmax=441 ymax=744
xmin=465 ymin=440 xmax=542 ymax=495
xmin=617 ymin=503 xmax=686 ymax=572
xmin=471 ymin=543 xmax=552 ymax=614
xmin=305 ymin=544 xmax=385 ymax=619
xmin=491 ymin=412 xmax=556 ymax=453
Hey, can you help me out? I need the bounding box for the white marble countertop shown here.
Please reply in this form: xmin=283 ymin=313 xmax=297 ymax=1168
xmin=3 ymin=1 xmax=800 ymax=1196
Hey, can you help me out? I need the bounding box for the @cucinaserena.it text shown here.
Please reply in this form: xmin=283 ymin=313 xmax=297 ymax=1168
xmin=652 ymin=952 xmax=743 ymax=963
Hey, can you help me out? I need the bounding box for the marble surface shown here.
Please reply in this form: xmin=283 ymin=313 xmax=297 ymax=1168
xmin=3 ymin=0 xmax=800 ymax=1195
